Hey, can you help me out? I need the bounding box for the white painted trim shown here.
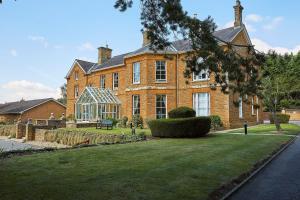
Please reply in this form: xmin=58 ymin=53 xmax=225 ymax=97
xmin=20 ymin=99 xmax=66 ymax=114
xmin=155 ymin=60 xmax=167 ymax=83
xmin=65 ymin=60 xmax=87 ymax=79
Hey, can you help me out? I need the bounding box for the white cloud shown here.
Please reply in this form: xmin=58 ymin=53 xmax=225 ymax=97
xmin=77 ymin=42 xmax=96 ymax=51
xmin=28 ymin=35 xmax=49 ymax=48
xmin=0 ymin=80 xmax=60 ymax=103
xmin=246 ymin=14 xmax=263 ymax=23
xmin=10 ymin=49 xmax=17 ymax=57
xmin=252 ymin=38 xmax=300 ymax=54
xmin=223 ymin=20 xmax=234 ymax=29
xmin=263 ymin=16 xmax=284 ymax=30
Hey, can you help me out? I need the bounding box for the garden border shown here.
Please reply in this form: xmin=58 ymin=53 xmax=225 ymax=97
xmin=218 ymin=135 xmax=298 ymax=200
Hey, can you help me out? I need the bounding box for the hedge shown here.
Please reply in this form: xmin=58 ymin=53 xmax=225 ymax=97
xmin=210 ymin=115 xmax=223 ymax=131
xmin=168 ymin=107 xmax=196 ymax=119
xmin=269 ymin=113 xmax=290 ymax=124
xmin=148 ymin=117 xmax=211 ymax=138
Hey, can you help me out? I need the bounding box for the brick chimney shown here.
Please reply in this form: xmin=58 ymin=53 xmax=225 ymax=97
xmin=234 ymin=0 xmax=244 ymax=27
xmin=142 ymin=30 xmax=151 ymax=47
xmin=98 ymin=45 xmax=112 ymax=65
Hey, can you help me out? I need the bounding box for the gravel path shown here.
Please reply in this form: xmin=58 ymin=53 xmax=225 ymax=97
xmin=228 ymin=136 xmax=300 ymax=200
xmin=0 ymin=139 xmax=42 ymax=152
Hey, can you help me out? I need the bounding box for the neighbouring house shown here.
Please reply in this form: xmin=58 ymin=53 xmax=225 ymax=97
xmin=282 ymin=109 xmax=300 ymax=121
xmin=0 ymin=98 xmax=66 ymax=124
xmin=66 ymin=1 xmax=263 ymax=129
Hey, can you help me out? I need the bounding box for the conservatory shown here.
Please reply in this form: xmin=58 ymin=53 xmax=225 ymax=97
xmin=75 ymin=87 xmax=121 ymax=122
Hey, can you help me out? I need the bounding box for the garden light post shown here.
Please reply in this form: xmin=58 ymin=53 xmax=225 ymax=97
xmin=244 ymin=121 xmax=248 ymax=135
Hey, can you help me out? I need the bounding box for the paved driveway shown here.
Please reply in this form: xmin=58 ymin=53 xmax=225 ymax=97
xmin=228 ymin=136 xmax=300 ymax=200
xmin=290 ymin=121 xmax=300 ymax=126
xmin=0 ymin=139 xmax=41 ymax=152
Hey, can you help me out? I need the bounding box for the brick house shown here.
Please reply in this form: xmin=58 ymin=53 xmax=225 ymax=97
xmin=0 ymin=98 xmax=66 ymax=124
xmin=66 ymin=1 xmax=263 ymax=128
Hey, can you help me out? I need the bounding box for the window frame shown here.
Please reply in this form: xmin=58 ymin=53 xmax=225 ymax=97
xmin=74 ymin=86 xmax=79 ymax=98
xmin=155 ymin=60 xmax=167 ymax=83
xmin=192 ymin=69 xmax=209 ymax=82
xmin=156 ymin=94 xmax=167 ymax=119
xmin=193 ymin=93 xmax=210 ymax=117
xmin=132 ymin=95 xmax=140 ymax=116
xmin=100 ymin=75 xmax=106 ymax=89
xmin=133 ymin=62 xmax=141 ymax=84
xmin=251 ymin=97 xmax=256 ymax=116
xmin=239 ymin=97 xmax=243 ymax=119
xmin=75 ymin=71 xmax=79 ymax=81
xmin=113 ymin=72 xmax=119 ymax=90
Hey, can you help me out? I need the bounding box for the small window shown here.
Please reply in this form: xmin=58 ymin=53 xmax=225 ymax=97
xmin=156 ymin=95 xmax=167 ymax=119
xmin=251 ymin=97 xmax=255 ymax=115
xmin=75 ymin=71 xmax=79 ymax=81
xmin=239 ymin=97 xmax=243 ymax=119
xmin=113 ymin=73 xmax=119 ymax=90
xmin=193 ymin=93 xmax=210 ymax=116
xmin=100 ymin=75 xmax=106 ymax=89
xmin=133 ymin=62 xmax=140 ymax=84
xmin=156 ymin=61 xmax=166 ymax=82
xmin=132 ymin=95 xmax=140 ymax=115
xmin=74 ymin=86 xmax=79 ymax=98
xmin=193 ymin=69 xmax=209 ymax=81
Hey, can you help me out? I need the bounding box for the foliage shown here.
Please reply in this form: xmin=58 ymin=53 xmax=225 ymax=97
xmin=210 ymin=115 xmax=223 ymax=131
xmin=120 ymin=116 xmax=128 ymax=128
xmin=269 ymin=114 xmax=290 ymax=124
xmin=168 ymin=107 xmax=196 ymax=119
xmin=114 ymin=0 xmax=265 ymax=97
xmin=148 ymin=117 xmax=211 ymax=138
xmin=262 ymin=51 xmax=300 ymax=131
xmin=57 ymin=83 xmax=67 ymax=105
xmin=0 ymin=125 xmax=16 ymax=137
xmin=132 ymin=114 xmax=143 ymax=128
xmin=43 ymin=129 xmax=146 ymax=146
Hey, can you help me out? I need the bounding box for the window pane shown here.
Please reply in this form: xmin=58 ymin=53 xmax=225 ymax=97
xmin=193 ymin=93 xmax=210 ymax=116
xmin=133 ymin=62 xmax=140 ymax=83
xmin=156 ymin=95 xmax=167 ymax=119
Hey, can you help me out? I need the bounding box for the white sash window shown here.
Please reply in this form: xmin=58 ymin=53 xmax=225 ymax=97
xmin=193 ymin=93 xmax=210 ymax=116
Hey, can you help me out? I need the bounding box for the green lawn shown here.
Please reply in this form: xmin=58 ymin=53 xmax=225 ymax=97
xmin=226 ymin=124 xmax=300 ymax=135
xmin=0 ymin=133 xmax=293 ymax=200
xmin=59 ymin=127 xmax=152 ymax=136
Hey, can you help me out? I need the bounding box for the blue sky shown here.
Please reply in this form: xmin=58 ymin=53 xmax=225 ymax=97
xmin=0 ymin=0 xmax=299 ymax=103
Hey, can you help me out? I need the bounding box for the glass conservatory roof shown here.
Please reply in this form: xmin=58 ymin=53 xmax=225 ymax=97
xmin=76 ymin=87 xmax=121 ymax=105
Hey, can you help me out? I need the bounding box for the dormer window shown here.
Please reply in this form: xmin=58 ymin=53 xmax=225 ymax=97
xmin=75 ymin=71 xmax=79 ymax=81
xmin=193 ymin=69 xmax=209 ymax=81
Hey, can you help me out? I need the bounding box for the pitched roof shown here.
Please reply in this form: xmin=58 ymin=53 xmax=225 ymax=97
xmin=0 ymin=98 xmax=65 ymax=115
xmin=72 ymin=26 xmax=244 ymax=74
xmin=76 ymin=59 xmax=96 ymax=73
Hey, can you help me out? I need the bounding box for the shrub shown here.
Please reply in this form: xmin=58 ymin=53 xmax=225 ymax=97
xmin=120 ymin=116 xmax=128 ymax=128
xmin=0 ymin=125 xmax=16 ymax=137
xmin=168 ymin=107 xmax=196 ymax=119
xmin=132 ymin=114 xmax=143 ymax=128
xmin=148 ymin=117 xmax=211 ymax=138
xmin=269 ymin=113 xmax=290 ymax=124
xmin=210 ymin=115 xmax=223 ymax=131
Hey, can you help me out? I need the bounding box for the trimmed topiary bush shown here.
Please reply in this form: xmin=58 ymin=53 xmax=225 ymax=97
xmin=168 ymin=107 xmax=196 ymax=119
xmin=148 ymin=117 xmax=211 ymax=138
xmin=132 ymin=114 xmax=143 ymax=128
xmin=269 ymin=113 xmax=290 ymax=124
xmin=210 ymin=115 xmax=223 ymax=131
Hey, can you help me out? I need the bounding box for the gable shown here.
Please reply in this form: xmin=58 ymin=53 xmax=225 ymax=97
xmin=65 ymin=60 xmax=96 ymax=79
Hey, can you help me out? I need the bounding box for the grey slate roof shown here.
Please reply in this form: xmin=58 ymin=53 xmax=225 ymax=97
xmin=77 ymin=26 xmax=243 ymax=73
xmin=0 ymin=98 xmax=58 ymax=114
xmin=76 ymin=59 xmax=96 ymax=73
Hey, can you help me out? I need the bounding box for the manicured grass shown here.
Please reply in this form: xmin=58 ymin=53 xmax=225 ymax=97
xmin=226 ymin=124 xmax=300 ymax=135
xmin=60 ymin=127 xmax=152 ymax=136
xmin=0 ymin=134 xmax=292 ymax=200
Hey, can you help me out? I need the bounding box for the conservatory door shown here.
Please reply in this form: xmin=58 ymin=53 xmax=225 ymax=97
xmin=82 ymin=104 xmax=90 ymax=121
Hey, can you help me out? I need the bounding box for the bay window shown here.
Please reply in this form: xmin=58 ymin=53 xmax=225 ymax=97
xmin=156 ymin=95 xmax=167 ymax=119
xmin=132 ymin=95 xmax=140 ymax=115
xmin=156 ymin=61 xmax=167 ymax=82
xmin=133 ymin=62 xmax=140 ymax=84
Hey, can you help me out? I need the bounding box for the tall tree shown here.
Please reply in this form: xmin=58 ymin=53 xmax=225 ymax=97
xmin=57 ymin=83 xmax=67 ymax=105
xmin=114 ymin=0 xmax=265 ymax=101
xmin=262 ymin=52 xmax=299 ymax=132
